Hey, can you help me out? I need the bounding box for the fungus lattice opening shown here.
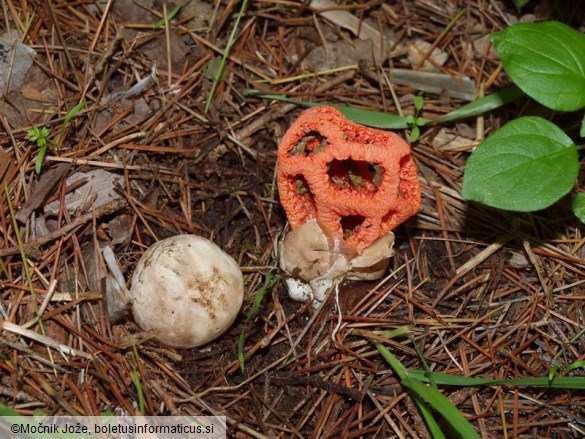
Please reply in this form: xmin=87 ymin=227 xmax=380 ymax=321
xmin=327 ymin=159 xmax=382 ymax=192
xmin=340 ymin=215 xmax=366 ymax=239
xmin=289 ymin=130 xmax=328 ymax=156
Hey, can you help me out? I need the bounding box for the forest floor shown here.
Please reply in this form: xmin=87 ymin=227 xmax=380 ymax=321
xmin=0 ymin=0 xmax=584 ymax=437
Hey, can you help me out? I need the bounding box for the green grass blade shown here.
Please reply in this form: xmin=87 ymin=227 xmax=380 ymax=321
xmin=205 ymin=0 xmax=249 ymax=113
xmin=245 ymin=91 xmax=411 ymax=129
xmin=0 ymin=257 xmax=9 ymax=278
xmin=403 ymin=377 xmax=480 ymax=439
xmin=412 ymin=394 xmax=447 ymax=439
xmin=407 ymin=369 xmax=585 ymax=389
xmin=131 ymin=370 xmax=145 ymax=414
xmin=373 ymin=339 xmax=408 ymax=380
xmin=374 ymin=338 xmax=473 ymax=438
xmin=238 ymin=272 xmax=280 ymax=373
xmin=154 ymin=2 xmax=184 ymax=29
xmin=432 ymin=85 xmax=524 ymax=124
xmin=63 ymin=101 xmax=85 ymax=126
xmin=374 ymin=339 xmax=443 ymax=437
xmin=564 ymin=360 xmax=585 ymax=375
xmin=35 ymin=145 xmax=47 ymax=175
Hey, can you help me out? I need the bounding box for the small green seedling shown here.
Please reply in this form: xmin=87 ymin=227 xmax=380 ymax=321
xmin=26 ymin=126 xmax=51 ymax=174
xmin=27 ymin=101 xmax=85 ymax=174
xmin=406 ymin=95 xmax=425 ymax=142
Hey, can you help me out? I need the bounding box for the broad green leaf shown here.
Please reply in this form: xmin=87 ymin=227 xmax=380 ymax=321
xmin=580 ymin=114 xmax=585 ymax=137
xmin=572 ymin=192 xmax=585 ymax=223
xmin=491 ymin=22 xmax=585 ymax=112
xmin=462 ymin=116 xmax=578 ymax=211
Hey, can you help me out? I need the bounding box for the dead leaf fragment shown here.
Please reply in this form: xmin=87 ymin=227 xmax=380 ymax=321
xmin=44 ymin=169 xmax=124 ymax=217
xmin=0 ymin=37 xmax=36 ymax=96
xmin=0 ymin=147 xmax=16 ymax=186
xmin=407 ymin=39 xmax=448 ymax=71
xmin=15 ymin=164 xmax=71 ymax=223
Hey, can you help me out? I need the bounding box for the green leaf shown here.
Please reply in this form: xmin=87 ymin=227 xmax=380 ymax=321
xmin=491 ymin=22 xmax=585 ymax=112
xmin=414 ymin=95 xmax=424 ymax=111
xmin=411 ymin=393 xmax=446 ymax=439
xmin=548 ymin=365 xmax=560 ymax=382
xmin=572 ymin=192 xmax=585 ymax=223
xmin=513 ymin=0 xmax=531 ymax=11
xmin=580 ymin=114 xmax=585 ymax=137
xmin=64 ymin=101 xmax=85 ymax=126
xmin=245 ymin=91 xmax=411 ymax=129
xmin=131 ymin=368 xmax=145 ymax=415
xmin=373 ymin=340 xmax=408 ymax=381
xmin=432 ymin=85 xmax=524 ymax=124
xmin=26 ymin=127 xmax=39 ymax=142
xmin=203 ymin=56 xmax=226 ymax=81
xmin=35 ymin=145 xmax=48 ymax=174
xmin=409 ymin=125 xmax=420 ymax=142
xmin=565 ymin=359 xmax=585 ymax=374
xmin=154 ymin=1 xmax=184 ymax=29
xmin=402 ymin=377 xmax=480 ymax=439
xmin=407 ymin=369 xmax=585 ymax=390
xmin=462 ymin=116 xmax=578 ymax=211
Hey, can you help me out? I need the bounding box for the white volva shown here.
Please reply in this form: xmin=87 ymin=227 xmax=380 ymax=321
xmin=279 ymin=220 xmax=394 ymax=308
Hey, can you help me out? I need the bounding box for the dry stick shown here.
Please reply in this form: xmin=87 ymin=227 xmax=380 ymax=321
xmin=43 ymin=0 xmax=83 ymax=88
xmin=434 ymin=187 xmax=456 ymax=271
xmin=0 ymin=115 xmax=31 ymax=199
xmin=429 ymin=236 xmax=512 ymax=309
xmin=414 ymin=7 xmax=467 ymax=71
xmin=233 ymin=69 xmax=355 ymax=145
xmin=2 ymin=37 xmax=18 ymax=96
xmin=0 ymin=198 xmax=127 ymax=258
xmin=82 ymin=29 xmax=124 ymax=100
xmin=1 ymin=321 xmax=93 ymax=360
xmin=89 ymin=0 xmax=114 ymax=52
xmin=163 ymin=4 xmax=172 ymax=88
